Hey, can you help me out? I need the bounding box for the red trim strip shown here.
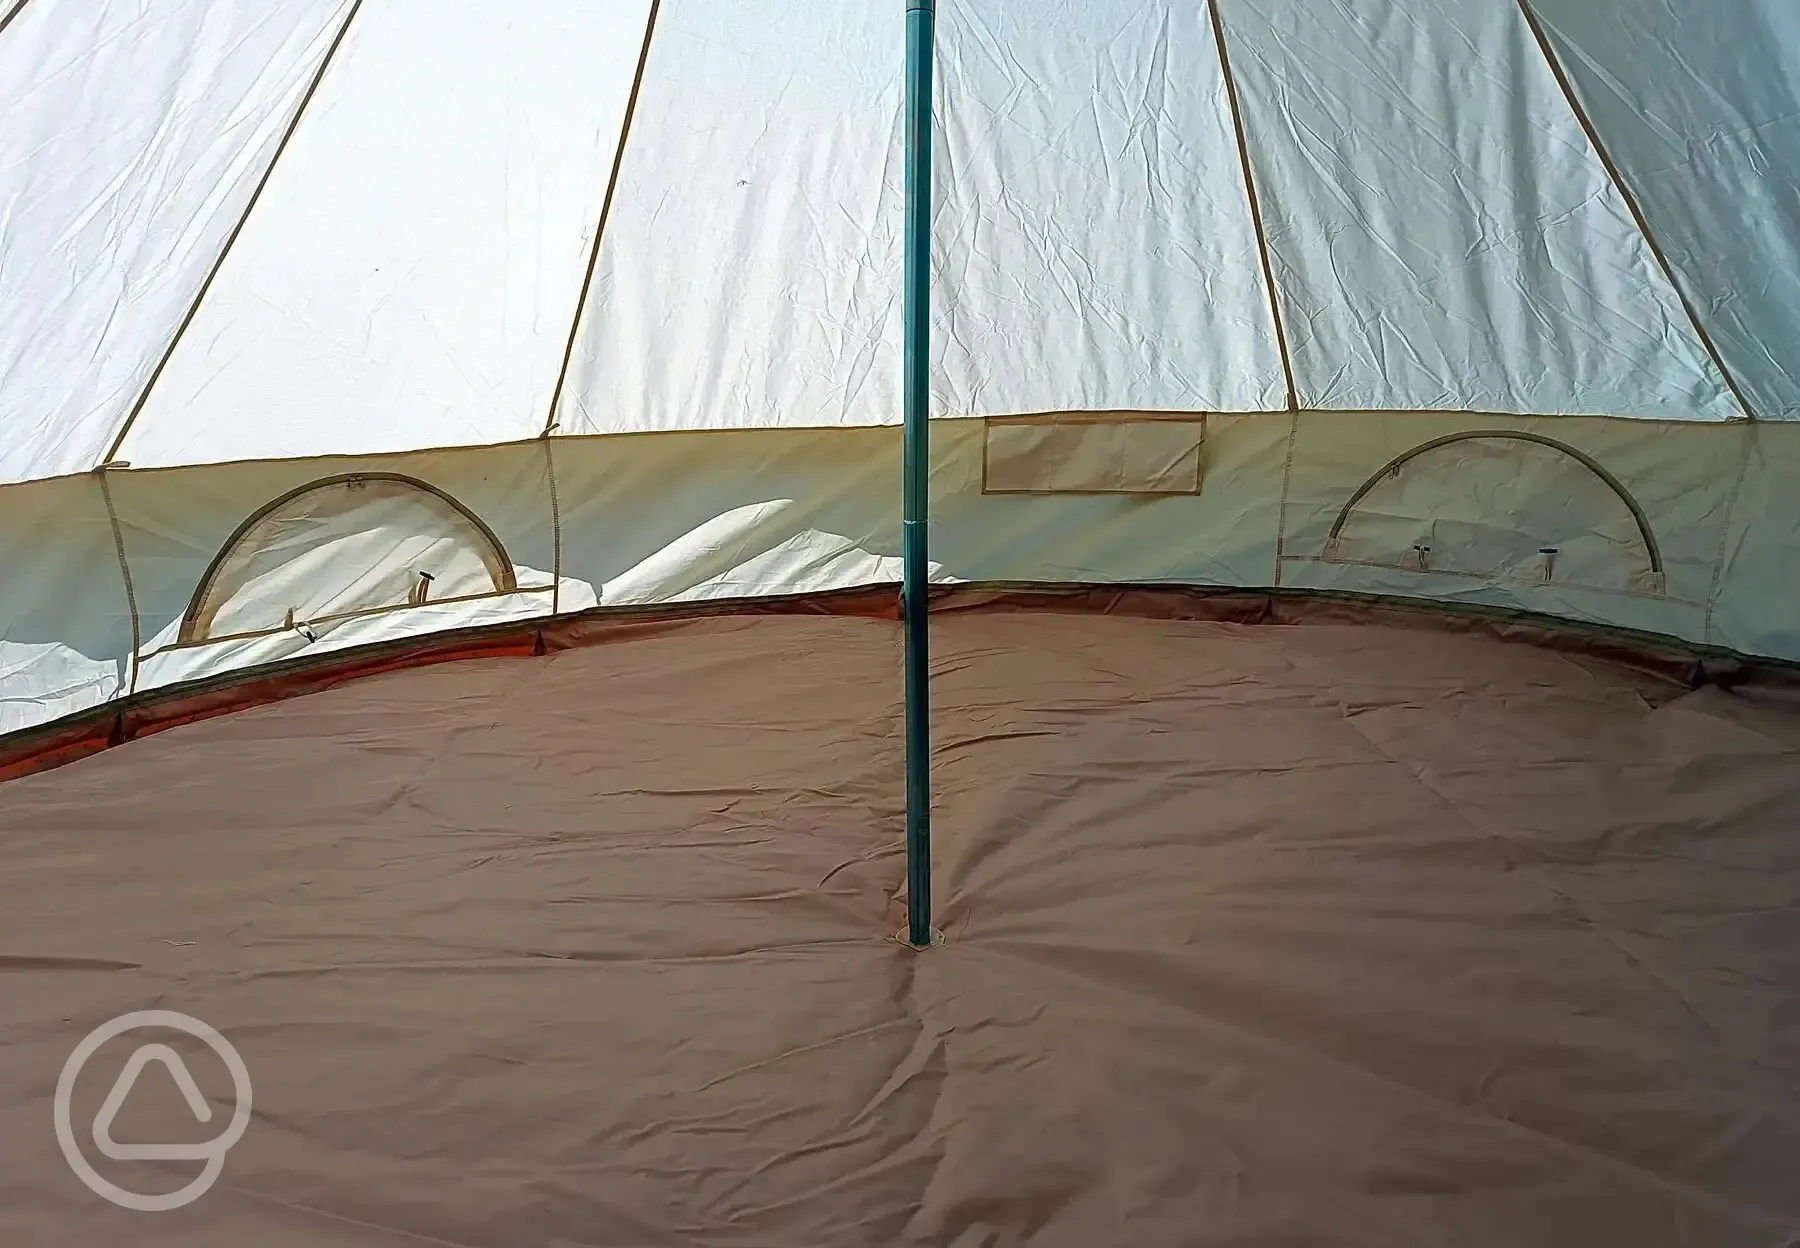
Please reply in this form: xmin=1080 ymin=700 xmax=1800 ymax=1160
xmin=4 ymin=584 xmax=1788 ymax=787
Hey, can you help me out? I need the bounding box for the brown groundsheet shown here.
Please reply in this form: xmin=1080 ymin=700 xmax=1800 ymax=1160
xmin=2 ymin=614 xmax=1798 ymax=1246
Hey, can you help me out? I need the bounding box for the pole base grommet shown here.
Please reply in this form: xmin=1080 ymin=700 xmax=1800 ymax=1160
xmin=892 ymin=926 xmax=946 ymax=949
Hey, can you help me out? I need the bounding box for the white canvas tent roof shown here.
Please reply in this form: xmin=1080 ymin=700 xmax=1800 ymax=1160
xmin=4 ymin=0 xmax=1800 ymax=743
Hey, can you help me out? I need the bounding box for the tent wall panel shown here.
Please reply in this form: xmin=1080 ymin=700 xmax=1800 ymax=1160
xmin=103 ymin=442 xmax=562 ymax=694
xmin=551 ymin=427 xmax=909 ymax=608
xmin=0 ymin=475 xmax=135 ymax=735
xmin=118 ymin=0 xmax=656 ymax=469
xmin=549 ymin=414 xmax=1291 ymax=611
xmin=0 ymin=0 xmax=352 ymax=484
xmin=9 ymin=408 xmax=1800 ymax=757
xmin=1706 ymin=424 xmax=1800 ymax=659
xmin=938 ymin=414 xmax=1289 ymax=588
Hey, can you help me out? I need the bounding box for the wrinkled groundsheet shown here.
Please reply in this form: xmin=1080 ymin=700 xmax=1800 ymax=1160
xmin=2 ymin=613 xmax=1798 ymax=1247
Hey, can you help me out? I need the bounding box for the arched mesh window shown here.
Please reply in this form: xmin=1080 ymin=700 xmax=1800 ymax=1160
xmin=1324 ymin=432 xmax=1663 ymax=594
xmin=180 ymin=474 xmax=517 ymax=645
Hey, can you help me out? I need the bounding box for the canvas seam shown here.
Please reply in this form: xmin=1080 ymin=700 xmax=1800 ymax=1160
xmin=540 ymin=0 xmax=666 ymax=439
xmin=0 ymin=408 xmax=1736 ymax=489
xmin=0 ymin=0 xmax=37 ymax=39
xmin=1272 ymin=412 xmax=1299 ymax=587
xmin=544 ymin=439 xmax=565 ymax=616
xmin=98 ymin=0 xmax=368 ymax=467
xmin=1207 ymin=0 xmax=1298 ymax=413
xmin=1701 ymin=424 xmax=1755 ymax=645
xmin=1516 ymin=0 xmax=1758 ymax=422
xmin=96 ymin=472 xmax=144 ymax=696
xmin=1284 ymin=555 xmax=1698 ymax=608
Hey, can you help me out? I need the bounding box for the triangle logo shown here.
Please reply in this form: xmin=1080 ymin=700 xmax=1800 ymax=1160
xmin=91 ymin=1042 xmax=217 ymax=1162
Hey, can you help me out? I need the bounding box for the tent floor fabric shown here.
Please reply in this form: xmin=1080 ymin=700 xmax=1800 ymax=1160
xmin=3 ymin=613 xmax=1799 ymax=1247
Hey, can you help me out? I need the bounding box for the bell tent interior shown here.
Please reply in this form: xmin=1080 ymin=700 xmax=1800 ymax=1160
xmin=3 ymin=1 xmax=1800 ymax=1244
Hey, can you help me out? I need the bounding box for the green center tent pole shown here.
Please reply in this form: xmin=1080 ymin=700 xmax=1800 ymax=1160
xmin=902 ymin=0 xmax=936 ymax=948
